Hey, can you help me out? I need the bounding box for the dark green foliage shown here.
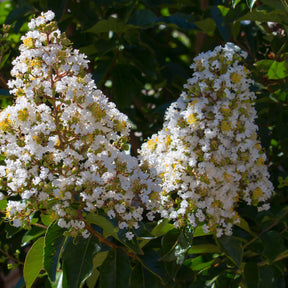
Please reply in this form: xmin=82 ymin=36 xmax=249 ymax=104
xmin=0 ymin=0 xmax=288 ymax=287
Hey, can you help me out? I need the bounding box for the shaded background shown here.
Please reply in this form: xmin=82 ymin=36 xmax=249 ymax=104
xmin=0 ymin=0 xmax=288 ymax=287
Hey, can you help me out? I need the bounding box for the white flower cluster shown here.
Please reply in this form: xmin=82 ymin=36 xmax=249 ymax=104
xmin=140 ymin=43 xmax=273 ymax=237
xmin=0 ymin=11 xmax=160 ymax=238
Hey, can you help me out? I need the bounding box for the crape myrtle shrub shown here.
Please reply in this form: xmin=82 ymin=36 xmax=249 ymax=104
xmin=0 ymin=1 xmax=287 ymax=288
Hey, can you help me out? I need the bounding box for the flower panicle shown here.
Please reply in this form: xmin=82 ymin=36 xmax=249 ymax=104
xmin=140 ymin=43 xmax=273 ymax=238
xmin=0 ymin=11 xmax=161 ymax=239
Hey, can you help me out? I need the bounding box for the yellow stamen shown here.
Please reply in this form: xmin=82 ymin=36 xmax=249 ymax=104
xmin=221 ymin=121 xmax=232 ymax=131
xmin=24 ymin=37 xmax=33 ymax=48
xmin=231 ymin=72 xmax=241 ymax=83
xmin=187 ymin=114 xmax=197 ymax=125
xmin=253 ymin=187 xmax=262 ymax=198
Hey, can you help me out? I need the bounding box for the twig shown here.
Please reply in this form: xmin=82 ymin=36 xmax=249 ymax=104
xmin=243 ymin=208 xmax=288 ymax=249
xmin=0 ymin=71 xmax=8 ymax=89
xmin=78 ymin=212 xmax=139 ymax=260
xmin=0 ymin=248 xmax=24 ymax=266
xmin=32 ymin=222 xmax=48 ymax=229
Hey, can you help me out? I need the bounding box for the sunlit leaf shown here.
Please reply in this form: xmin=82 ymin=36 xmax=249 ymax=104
xmin=86 ymin=213 xmax=118 ymax=238
xmin=267 ymin=61 xmax=288 ymax=79
xmin=189 ymin=244 xmax=221 ymax=254
xmin=151 ymin=219 xmax=174 ymax=237
xmin=0 ymin=198 xmax=7 ymax=210
xmin=246 ymin=0 xmax=257 ymax=10
xmin=50 ymin=271 xmax=63 ymax=288
xmin=23 ymin=237 xmax=44 ymax=288
xmin=188 ymin=256 xmax=215 ymax=271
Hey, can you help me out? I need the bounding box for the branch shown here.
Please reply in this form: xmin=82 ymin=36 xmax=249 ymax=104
xmin=0 ymin=71 xmax=8 ymax=89
xmin=0 ymin=248 xmax=24 ymax=266
xmin=78 ymin=212 xmax=139 ymax=260
xmin=243 ymin=208 xmax=288 ymax=249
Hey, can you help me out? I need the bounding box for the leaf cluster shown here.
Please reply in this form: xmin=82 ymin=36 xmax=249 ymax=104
xmin=0 ymin=0 xmax=288 ymax=287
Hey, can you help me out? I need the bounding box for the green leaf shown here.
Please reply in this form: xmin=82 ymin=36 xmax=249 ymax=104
xmin=125 ymin=47 xmax=158 ymax=80
xmin=44 ymin=222 xmax=67 ymax=282
xmin=193 ymin=225 xmax=213 ymax=237
xmin=23 ymin=237 xmax=44 ymax=288
xmin=244 ymin=262 xmax=259 ymax=288
xmin=160 ymin=230 xmax=179 ymax=261
xmin=261 ymin=0 xmax=285 ymax=10
xmin=160 ymin=229 xmax=192 ymax=264
xmin=50 ymin=271 xmax=63 ymax=288
xmin=5 ymin=5 xmax=31 ymax=25
xmin=86 ymin=18 xmax=130 ymax=34
xmin=246 ymin=0 xmax=257 ymax=10
xmin=238 ymin=10 xmax=288 ymax=24
xmin=0 ymin=53 xmax=10 ymax=69
xmin=194 ymin=18 xmax=216 ymax=34
xmin=41 ymin=214 xmax=53 ymax=227
xmin=259 ymin=265 xmax=279 ymax=288
xmin=217 ymin=235 xmax=243 ymax=267
xmin=0 ymin=1 xmax=13 ymax=21
xmin=211 ymin=6 xmax=231 ymax=41
xmin=254 ymin=59 xmax=274 ymax=73
xmin=117 ymin=228 xmax=143 ymax=255
xmin=159 ymin=13 xmax=197 ymax=30
xmin=128 ymin=9 xmax=158 ymax=28
xmin=22 ymin=226 xmax=46 ymax=246
xmin=151 ymin=219 xmax=174 ymax=237
xmin=139 ymin=249 xmax=167 ymax=283
xmin=112 ymin=64 xmax=142 ymax=108
xmin=189 ymin=244 xmax=221 ymax=254
xmin=0 ymin=198 xmax=7 ymax=211
xmin=86 ymin=213 xmax=118 ymax=238
xmin=86 ymin=270 xmax=99 ymax=288
xmin=5 ymin=224 xmax=22 ymax=238
xmin=93 ymin=58 xmax=114 ymax=86
xmin=86 ymin=251 xmax=109 ymax=288
xmin=93 ymin=251 xmax=109 ymax=269
xmin=232 ymin=0 xmax=242 ymax=8
xmin=62 ymin=236 xmax=101 ymax=288
xmin=189 ymin=256 xmax=215 ymax=271
xmin=99 ymin=249 xmax=131 ymax=288
xmin=261 ymin=231 xmax=287 ymax=262
xmin=267 ymin=61 xmax=288 ymax=79
xmin=130 ymin=263 xmax=145 ymax=288
xmin=235 ymin=217 xmax=252 ymax=234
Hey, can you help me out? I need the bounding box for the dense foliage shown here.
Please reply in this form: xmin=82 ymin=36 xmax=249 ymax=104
xmin=0 ymin=0 xmax=287 ymax=288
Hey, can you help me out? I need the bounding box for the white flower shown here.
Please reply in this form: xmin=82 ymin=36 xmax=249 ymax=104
xmin=140 ymin=43 xmax=273 ymax=237
xmin=13 ymin=219 xmax=22 ymax=227
xmin=125 ymin=231 xmax=134 ymax=240
xmin=43 ymin=10 xmax=55 ymax=21
xmin=1 ymin=11 xmax=161 ymax=237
